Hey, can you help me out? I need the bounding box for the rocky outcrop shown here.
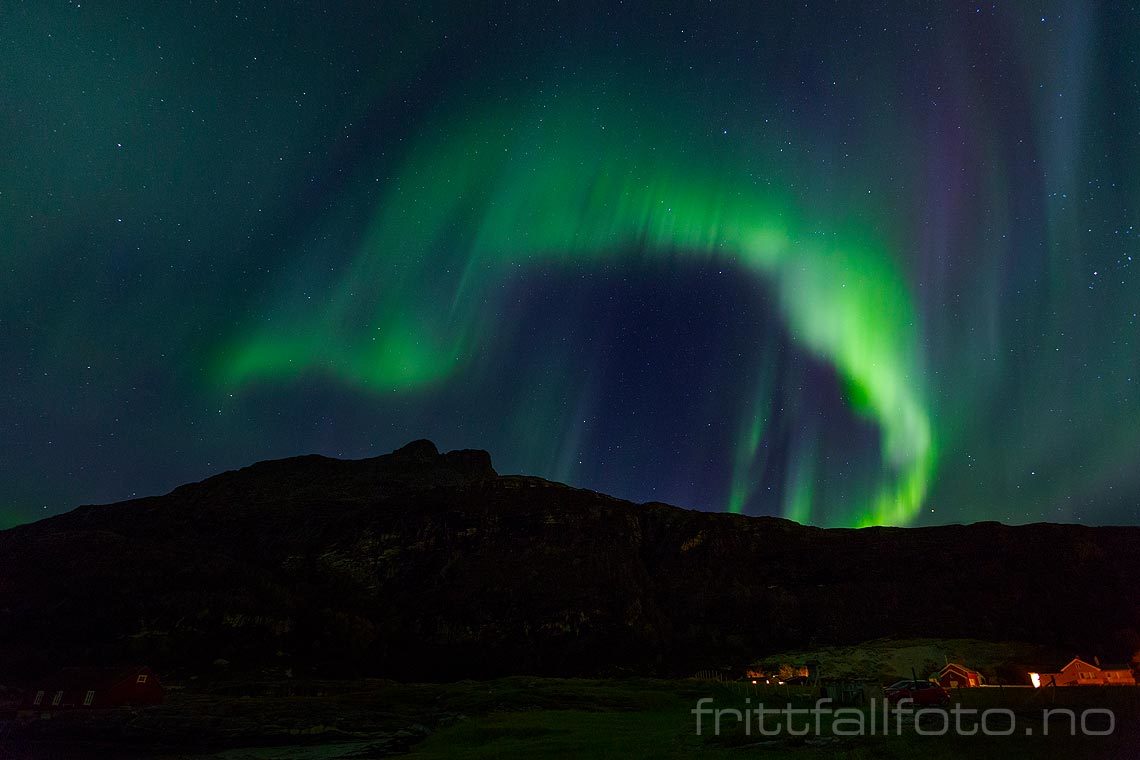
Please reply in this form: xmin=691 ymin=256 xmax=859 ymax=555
xmin=1 ymin=441 xmax=1137 ymax=680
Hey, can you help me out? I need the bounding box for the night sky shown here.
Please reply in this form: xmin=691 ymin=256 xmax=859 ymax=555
xmin=2 ymin=1 xmax=1138 ymax=528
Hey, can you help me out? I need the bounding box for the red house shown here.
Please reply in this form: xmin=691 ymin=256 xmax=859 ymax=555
xmin=20 ymin=666 xmax=164 ymax=714
xmin=936 ymin=663 xmax=983 ymax=688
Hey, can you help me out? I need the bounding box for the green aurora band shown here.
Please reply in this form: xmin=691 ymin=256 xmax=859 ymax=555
xmin=218 ymin=91 xmax=935 ymax=527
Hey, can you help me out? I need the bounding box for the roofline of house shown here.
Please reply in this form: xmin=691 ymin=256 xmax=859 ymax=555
xmin=1059 ymin=657 xmax=1099 ymax=672
xmin=940 ymin=663 xmax=980 ymax=675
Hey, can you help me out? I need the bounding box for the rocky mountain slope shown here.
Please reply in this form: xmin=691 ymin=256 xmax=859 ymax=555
xmin=2 ymin=440 xmax=1137 ymax=680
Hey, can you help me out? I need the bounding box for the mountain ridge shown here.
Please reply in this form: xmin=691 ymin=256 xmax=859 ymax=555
xmin=2 ymin=440 xmax=1137 ymax=681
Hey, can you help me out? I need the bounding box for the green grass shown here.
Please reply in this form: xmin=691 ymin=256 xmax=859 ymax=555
xmin=411 ymin=708 xmax=703 ymax=759
xmin=407 ymin=680 xmax=1140 ymax=760
xmin=14 ymin=676 xmax=1137 ymax=758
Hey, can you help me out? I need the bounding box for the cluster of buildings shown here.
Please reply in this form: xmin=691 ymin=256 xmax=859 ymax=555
xmin=916 ymin=658 xmax=1137 ymax=689
xmin=1028 ymin=657 xmax=1136 ymax=688
xmin=741 ymin=656 xmax=1138 ymax=690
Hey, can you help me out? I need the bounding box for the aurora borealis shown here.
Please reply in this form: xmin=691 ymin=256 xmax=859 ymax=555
xmin=1 ymin=2 xmax=1138 ymax=528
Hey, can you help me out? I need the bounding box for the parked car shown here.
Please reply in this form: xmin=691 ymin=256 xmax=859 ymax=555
xmin=883 ymin=680 xmax=950 ymax=707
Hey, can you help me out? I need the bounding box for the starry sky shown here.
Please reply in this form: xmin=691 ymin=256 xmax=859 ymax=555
xmin=2 ymin=1 xmax=1138 ymax=528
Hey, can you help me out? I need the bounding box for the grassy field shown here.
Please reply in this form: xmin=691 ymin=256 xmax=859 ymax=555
xmin=408 ymin=679 xmax=1139 ymax=760
xmin=3 ymin=677 xmax=1137 ymax=758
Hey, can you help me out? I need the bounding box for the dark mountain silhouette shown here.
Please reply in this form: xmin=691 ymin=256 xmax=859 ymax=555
xmin=2 ymin=440 xmax=1137 ymax=680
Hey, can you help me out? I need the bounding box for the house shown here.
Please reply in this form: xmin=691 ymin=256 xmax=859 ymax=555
xmin=935 ymin=662 xmax=983 ymax=688
xmin=18 ymin=666 xmax=164 ymax=715
xmin=1029 ymin=657 xmax=1136 ymax=687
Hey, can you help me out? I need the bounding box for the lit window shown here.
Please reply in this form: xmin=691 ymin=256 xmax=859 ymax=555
xmin=84 ymin=690 xmax=96 ymax=706
xmin=33 ymin=690 xmax=44 ymax=706
xmin=136 ymin=674 xmax=148 ymax=684
xmin=51 ymin=691 xmax=63 ymax=706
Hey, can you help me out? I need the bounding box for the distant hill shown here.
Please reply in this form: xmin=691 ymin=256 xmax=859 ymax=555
xmin=1 ymin=440 xmax=1137 ymax=680
xmin=748 ymin=638 xmax=1069 ymax=684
